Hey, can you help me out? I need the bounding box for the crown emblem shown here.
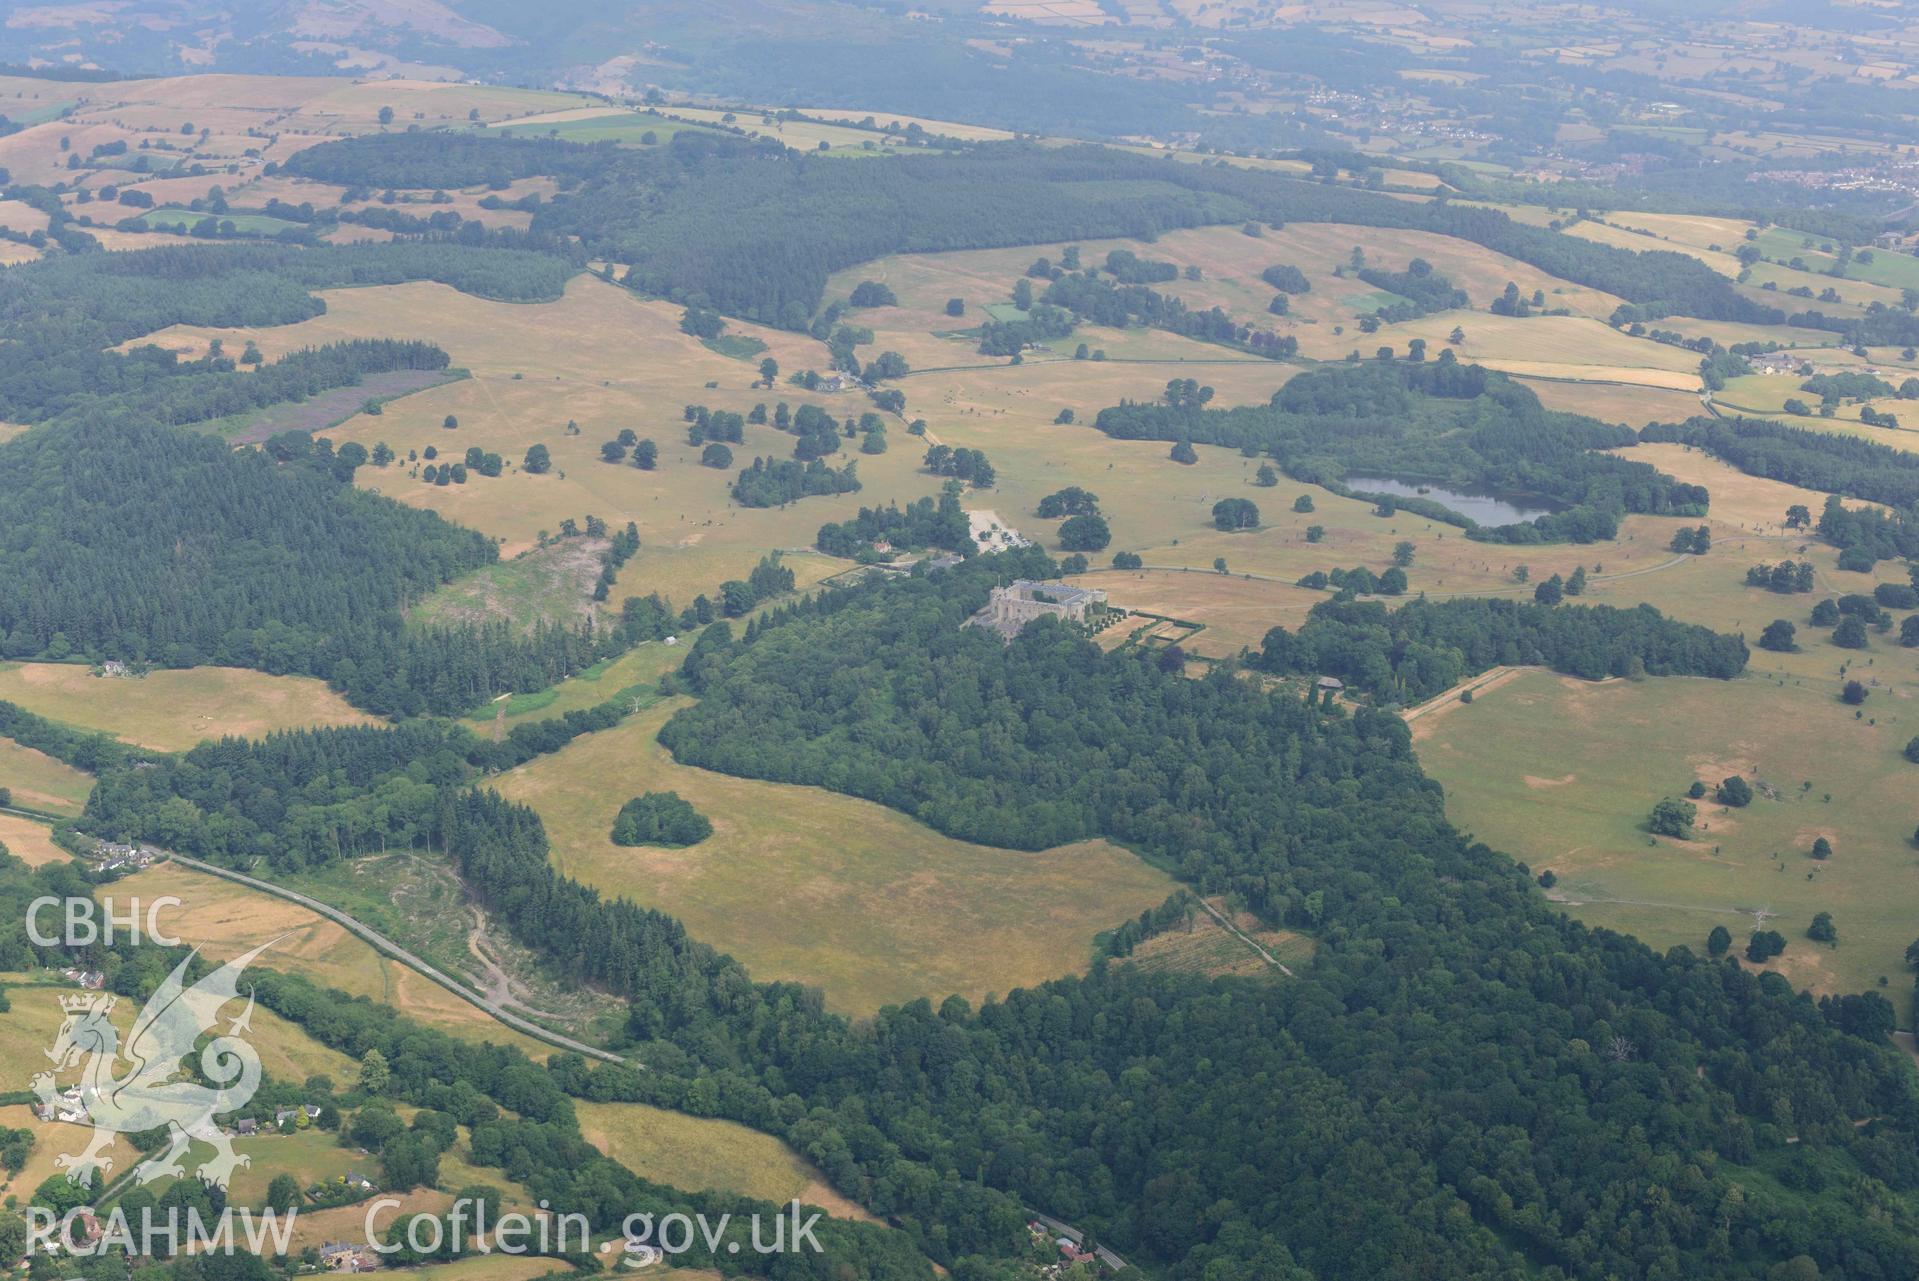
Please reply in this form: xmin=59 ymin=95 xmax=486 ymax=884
xmin=60 ymin=992 xmax=110 ymax=1013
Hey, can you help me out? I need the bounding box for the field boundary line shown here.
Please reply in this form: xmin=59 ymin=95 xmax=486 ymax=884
xmin=165 ymin=853 xmax=627 ymax=1065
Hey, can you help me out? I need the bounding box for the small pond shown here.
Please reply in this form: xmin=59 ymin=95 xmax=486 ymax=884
xmin=1342 ymin=475 xmax=1566 ymax=526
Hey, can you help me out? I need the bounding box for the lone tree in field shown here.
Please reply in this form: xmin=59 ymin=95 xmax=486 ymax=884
xmin=1759 ymin=619 xmax=1797 ymax=652
xmin=1707 ymin=924 xmax=1732 ymax=957
xmin=1834 ymin=617 xmax=1869 ymax=649
xmin=443 ymin=414 xmax=458 ymax=430
xmin=1746 ymin=929 xmax=1787 ymax=962
xmin=1170 ymin=439 xmax=1198 ymax=465
xmin=1807 ymin=912 xmax=1837 ymax=945
xmin=1649 ymin=797 xmax=1697 ymax=838
xmin=1058 ymin=513 xmax=1111 ymax=552
xmin=522 ymin=443 xmax=552 ymax=475
xmin=1811 ymin=836 xmax=1833 ymax=859
xmin=1717 ymin=776 xmax=1753 ymax=807
xmin=1293 ymin=493 xmax=1314 ymax=513
xmin=633 ymin=439 xmax=659 ymax=470
xmin=1842 ymin=679 xmax=1869 ymax=704
xmin=1905 ymin=735 xmax=1919 ymax=764
xmin=1212 ymin=498 xmax=1260 ymax=531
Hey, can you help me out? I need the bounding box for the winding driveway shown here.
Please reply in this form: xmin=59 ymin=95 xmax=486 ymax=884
xmin=165 ymin=853 xmax=627 ymax=1065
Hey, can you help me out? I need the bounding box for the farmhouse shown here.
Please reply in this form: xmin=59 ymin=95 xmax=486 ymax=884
xmin=968 ymin=580 xmax=1109 ymax=641
xmin=320 ymin=1242 xmax=381 ymax=1273
xmin=37 ymin=1087 xmax=86 ymax=1124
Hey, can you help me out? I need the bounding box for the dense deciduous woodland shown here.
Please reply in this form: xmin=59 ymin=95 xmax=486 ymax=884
xmin=1255 ymin=596 xmax=1750 ymax=702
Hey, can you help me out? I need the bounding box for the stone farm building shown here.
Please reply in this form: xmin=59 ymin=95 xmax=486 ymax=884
xmin=968 ymin=580 xmax=1108 ymax=641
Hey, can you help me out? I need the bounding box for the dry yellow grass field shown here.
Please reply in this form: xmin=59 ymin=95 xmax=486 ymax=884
xmin=0 ymin=737 xmax=93 ymax=816
xmin=0 ymin=663 xmax=373 ymax=752
xmin=1080 ymin=568 xmax=1325 ymax=657
xmin=0 ymin=976 xmax=355 ymax=1107
xmin=1516 ymin=377 xmax=1704 ymax=426
xmin=497 ymin=699 xmax=1176 ymax=1015
xmin=154 ymin=275 xmax=949 ymax=605
xmin=575 ymin=1101 xmax=875 ymax=1220
xmin=0 ymin=1103 xmax=93 ymax=1202
xmin=0 ymin=813 xmax=70 ymax=867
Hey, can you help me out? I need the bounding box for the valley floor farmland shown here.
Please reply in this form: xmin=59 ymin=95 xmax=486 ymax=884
xmin=497 ymin=700 xmax=1177 ymax=1015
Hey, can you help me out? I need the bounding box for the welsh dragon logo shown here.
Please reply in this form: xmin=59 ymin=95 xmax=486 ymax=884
xmin=32 ymin=939 xmax=278 ymax=1189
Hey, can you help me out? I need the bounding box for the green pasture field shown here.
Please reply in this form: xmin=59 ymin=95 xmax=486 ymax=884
xmin=496 ymin=698 xmax=1177 ymax=1015
xmin=221 ymin=1131 xmax=364 ymax=1208
xmin=701 ymin=333 xmax=768 ymax=360
xmin=0 ymin=662 xmax=374 ymax=753
xmin=466 ymin=642 xmax=681 ymax=726
xmin=0 ymin=734 xmax=93 ymax=815
xmin=1418 ymin=670 xmax=1919 ymax=1019
xmin=136 ymin=207 xmax=303 ymax=236
xmin=493 ymin=109 xmax=714 ymax=145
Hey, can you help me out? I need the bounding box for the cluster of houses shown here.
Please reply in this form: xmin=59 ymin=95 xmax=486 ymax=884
xmin=86 ymin=839 xmax=160 ymax=874
xmin=230 ymin=1103 xmax=332 ymax=1138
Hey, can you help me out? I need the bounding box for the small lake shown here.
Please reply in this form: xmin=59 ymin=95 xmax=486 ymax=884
xmin=1342 ymin=475 xmax=1565 ymax=526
